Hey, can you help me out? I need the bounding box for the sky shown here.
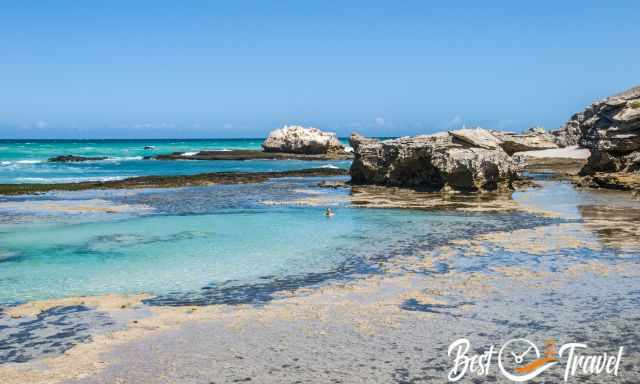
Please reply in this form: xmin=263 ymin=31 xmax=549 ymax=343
xmin=1 ymin=1 xmax=639 ymax=139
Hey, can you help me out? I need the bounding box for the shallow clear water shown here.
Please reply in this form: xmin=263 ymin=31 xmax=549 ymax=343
xmin=0 ymin=178 xmax=554 ymax=305
xmin=0 ymin=139 xmax=351 ymax=183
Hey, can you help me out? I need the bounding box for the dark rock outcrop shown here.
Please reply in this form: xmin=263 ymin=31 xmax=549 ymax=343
xmin=552 ymin=85 xmax=640 ymax=190
xmin=553 ymin=86 xmax=640 ymax=153
xmin=576 ymin=172 xmax=640 ymax=191
xmin=552 ymin=124 xmax=583 ymax=147
xmin=48 ymin=155 xmax=108 ymax=162
xmin=0 ymin=168 xmax=349 ymax=196
xmin=349 ymin=129 xmax=522 ymax=192
xmin=575 ymin=86 xmax=640 ymax=154
xmin=262 ymin=125 xmax=345 ymax=154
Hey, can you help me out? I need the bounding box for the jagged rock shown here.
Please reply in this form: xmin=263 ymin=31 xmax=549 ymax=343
xmin=561 ymin=86 xmax=640 ymax=153
xmin=551 ymin=121 xmax=582 ymax=147
xmin=262 ymin=125 xmax=345 ymax=154
xmin=48 ymin=155 xmax=108 ymax=162
xmin=557 ymin=85 xmax=640 ymax=191
xmin=577 ymin=172 xmax=640 ymax=191
xmin=580 ymin=150 xmax=640 ymax=175
xmin=349 ymin=129 xmax=522 ymax=192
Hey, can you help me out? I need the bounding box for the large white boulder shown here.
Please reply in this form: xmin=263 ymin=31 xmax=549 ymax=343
xmin=262 ymin=125 xmax=345 ymax=154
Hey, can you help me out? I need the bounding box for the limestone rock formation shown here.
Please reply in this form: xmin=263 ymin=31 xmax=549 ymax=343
xmin=490 ymin=130 xmax=559 ymax=155
xmin=551 ymin=125 xmax=583 ymax=147
xmin=563 ymin=86 xmax=640 ymax=173
xmin=573 ymin=86 xmax=640 ymax=154
xmin=262 ymin=125 xmax=345 ymax=154
xmin=552 ymin=85 xmax=640 ymax=190
xmin=448 ymin=127 xmax=558 ymax=155
xmin=349 ymin=128 xmax=522 ymax=192
xmin=448 ymin=128 xmax=502 ymax=150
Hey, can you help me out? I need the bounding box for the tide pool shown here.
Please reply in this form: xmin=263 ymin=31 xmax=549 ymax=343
xmin=0 ymin=177 xmax=554 ymax=305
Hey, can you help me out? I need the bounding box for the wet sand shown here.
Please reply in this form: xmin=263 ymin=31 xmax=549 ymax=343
xmin=1 ymin=177 xmax=639 ymax=383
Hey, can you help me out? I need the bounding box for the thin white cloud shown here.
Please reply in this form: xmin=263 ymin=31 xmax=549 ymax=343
xmin=129 ymin=122 xmax=176 ymax=130
xmin=34 ymin=120 xmax=49 ymax=129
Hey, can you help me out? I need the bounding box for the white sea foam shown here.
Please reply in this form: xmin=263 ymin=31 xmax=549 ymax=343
xmin=1 ymin=161 xmax=11 ymax=166
xmin=104 ymin=156 xmax=144 ymax=162
xmin=198 ymin=148 xmax=231 ymax=152
xmin=16 ymin=159 xmax=43 ymax=164
xmin=317 ymin=165 xmax=339 ymax=169
xmin=344 ymin=146 xmax=354 ymax=153
xmin=0 ymin=251 xmax=19 ymax=262
xmin=15 ymin=176 xmax=131 ymax=183
xmin=181 ymin=152 xmax=199 ymax=157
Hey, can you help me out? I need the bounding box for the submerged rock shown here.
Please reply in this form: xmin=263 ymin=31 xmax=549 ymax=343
xmin=48 ymin=155 xmax=108 ymax=162
xmin=0 ymin=168 xmax=349 ymax=195
xmin=262 ymin=125 xmax=345 ymax=154
xmin=349 ymin=129 xmax=522 ymax=192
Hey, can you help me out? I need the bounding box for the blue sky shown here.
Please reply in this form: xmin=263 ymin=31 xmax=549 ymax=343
xmin=1 ymin=1 xmax=638 ymax=138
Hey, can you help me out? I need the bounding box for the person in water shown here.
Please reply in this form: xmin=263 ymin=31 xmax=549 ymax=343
xmin=325 ymin=208 xmax=335 ymax=217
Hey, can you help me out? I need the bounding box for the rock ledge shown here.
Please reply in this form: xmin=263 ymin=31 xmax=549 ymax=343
xmin=349 ymin=128 xmax=523 ymax=192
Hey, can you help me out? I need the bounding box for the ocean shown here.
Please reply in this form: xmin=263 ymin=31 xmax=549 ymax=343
xmin=0 ymin=139 xmax=352 ymax=184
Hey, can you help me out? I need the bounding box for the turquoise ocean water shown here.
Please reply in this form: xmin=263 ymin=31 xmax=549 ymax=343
xmin=0 ymin=139 xmax=351 ymax=184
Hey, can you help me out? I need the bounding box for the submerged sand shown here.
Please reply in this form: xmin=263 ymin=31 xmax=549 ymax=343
xmin=1 ymin=178 xmax=639 ymax=384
